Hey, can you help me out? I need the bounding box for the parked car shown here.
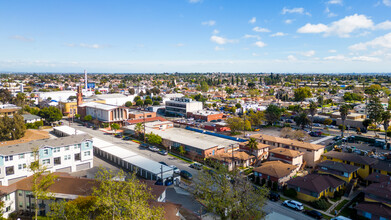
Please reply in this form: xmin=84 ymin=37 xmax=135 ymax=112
xmin=190 ymin=162 xmax=203 ymax=170
xmin=158 ymin=150 xmax=168 ymax=156
xmin=140 ymin=143 xmax=149 ymax=148
xmin=282 ymin=200 xmax=304 ymax=211
xmin=122 ymin=136 xmax=131 ymax=141
xmin=331 ymin=216 xmax=352 ymax=220
xmin=304 ymin=210 xmax=323 ymax=219
xmin=159 ymin=161 xmax=168 ymax=166
xmin=268 ymin=192 xmax=280 ymax=201
xmin=313 ymin=123 xmax=321 ymax=127
xmin=155 ymin=178 xmax=173 ymax=186
xmin=93 ymin=126 xmax=99 ymax=130
xmin=333 ymin=136 xmax=342 ymax=141
xmin=169 ymin=165 xmax=180 ymax=174
xmin=114 ymin=133 xmax=122 ymax=138
xmin=180 ymin=170 xmax=193 ymax=180
xmin=149 ymin=146 xmax=159 ymax=152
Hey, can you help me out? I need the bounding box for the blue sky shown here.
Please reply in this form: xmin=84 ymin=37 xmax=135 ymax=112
xmin=1 ymin=0 xmax=391 ymax=73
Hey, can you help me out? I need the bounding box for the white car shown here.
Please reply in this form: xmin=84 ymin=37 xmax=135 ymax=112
xmin=169 ymin=165 xmax=180 ymax=174
xmin=282 ymin=200 xmax=304 ymax=211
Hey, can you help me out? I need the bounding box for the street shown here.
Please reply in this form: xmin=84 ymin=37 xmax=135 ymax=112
xmin=263 ymin=200 xmax=317 ymax=220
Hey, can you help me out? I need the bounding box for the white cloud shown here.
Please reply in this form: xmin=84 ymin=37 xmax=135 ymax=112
xmin=253 ymin=26 xmax=271 ymax=33
xmin=327 ymin=0 xmax=343 ymax=5
xmin=254 ymin=41 xmax=267 ymax=48
xmin=202 ymin=20 xmax=216 ymax=26
xmin=349 ymin=43 xmax=367 ymax=51
xmin=66 ymin=43 xmax=106 ymax=49
xmin=351 ymin=56 xmax=381 ymax=62
xmin=252 ymin=53 xmax=259 ymax=56
xmin=270 ymin=32 xmax=286 ymax=37
xmin=325 ymin=7 xmax=337 ymax=17
xmin=281 ymin=7 xmax=310 ymax=16
xmin=284 ymin=19 xmax=294 ymax=24
xmin=300 ymin=50 xmax=316 ymax=57
xmin=376 ymin=20 xmax=391 ymax=30
xmin=175 ymin=43 xmax=185 ymax=47
xmin=324 ymin=55 xmax=347 ymax=60
xmin=328 ymin=49 xmax=337 ymax=53
xmin=349 ymin=32 xmax=391 ymax=51
xmin=189 ymin=0 xmax=202 ymax=3
xmin=243 ymin=34 xmax=261 ymax=40
xmin=210 ymin=35 xmax=235 ymax=45
xmin=249 ymin=17 xmax=256 ymax=24
xmin=10 ymin=35 xmax=34 ymax=42
xmin=297 ymin=23 xmax=329 ymax=33
xmin=287 ymin=55 xmax=298 ymax=61
xmin=297 ymin=14 xmax=374 ymax=38
xmin=383 ymin=0 xmax=391 ymax=6
xmin=213 ymin=29 xmax=220 ymax=34
xmin=214 ymin=46 xmax=224 ymax=51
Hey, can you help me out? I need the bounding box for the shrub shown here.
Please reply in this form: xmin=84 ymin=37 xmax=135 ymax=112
xmin=261 ymin=178 xmax=266 ymax=186
xmin=311 ymin=198 xmax=330 ymax=210
xmin=267 ymin=179 xmax=272 ymax=188
xmin=283 ymin=188 xmax=297 ymax=198
xmin=272 ymin=182 xmax=278 ymax=191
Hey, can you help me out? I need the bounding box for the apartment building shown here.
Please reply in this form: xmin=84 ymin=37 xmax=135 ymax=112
xmin=165 ymin=97 xmax=203 ymax=117
xmin=0 ymin=134 xmax=93 ymax=186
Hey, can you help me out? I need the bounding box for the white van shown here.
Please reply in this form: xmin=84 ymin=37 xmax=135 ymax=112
xmin=331 ymin=216 xmax=352 ymax=220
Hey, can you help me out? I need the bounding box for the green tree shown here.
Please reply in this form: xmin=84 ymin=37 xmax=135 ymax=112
xmin=324 ymin=118 xmax=333 ymax=126
xmin=246 ymin=137 xmax=258 ymax=155
xmin=146 ymin=132 xmax=162 ymax=145
xmin=0 ymin=89 xmax=13 ymax=104
xmin=38 ymin=106 xmax=63 ymax=124
xmin=0 ymin=114 xmax=26 ymax=141
xmin=248 ymin=111 xmax=264 ymax=127
xmin=144 ymin=98 xmax=153 ymax=106
xmin=362 ymin=119 xmax=372 ymax=130
xmin=382 ymin=111 xmax=391 ymax=142
xmin=200 ymin=81 xmax=209 ymax=92
xmin=193 ymin=162 xmax=268 ymax=220
xmin=74 ymin=114 xmax=81 ymax=119
xmin=133 ymin=96 xmax=141 ymax=102
xmin=309 ymin=101 xmax=317 ymax=131
xmin=294 ymin=113 xmax=311 ymax=129
xmin=136 ymin=100 xmax=144 ymax=106
xmin=265 ymin=104 xmax=281 ymax=125
xmin=318 ymin=95 xmax=324 ymax=113
xmin=49 ymin=196 xmax=98 ymax=220
xmin=29 ymin=147 xmax=57 ymax=220
xmin=339 ymin=104 xmax=350 ymax=137
xmin=153 ymin=101 xmax=160 ymax=106
xmin=93 ymin=168 xmax=164 ymax=219
xmin=84 ymin=115 xmax=92 ymax=122
xmin=235 ymin=103 xmax=242 ymax=109
xmin=178 ymin=145 xmax=186 ymax=156
xmin=135 ymin=123 xmax=144 ymax=136
xmin=367 ymin=97 xmax=384 ymax=135
xmin=294 ymin=87 xmax=312 ymax=102
xmin=111 ymin=123 xmax=120 ymax=134
xmin=125 ymin=101 xmax=133 ymax=107
xmin=244 ymin=119 xmax=252 ymax=131
xmin=226 ymin=117 xmax=244 ymax=134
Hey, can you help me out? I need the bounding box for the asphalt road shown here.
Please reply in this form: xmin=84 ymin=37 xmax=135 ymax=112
xmin=263 ymin=200 xmax=318 ymax=220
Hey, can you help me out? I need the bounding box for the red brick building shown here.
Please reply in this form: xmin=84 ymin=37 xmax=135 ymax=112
xmin=187 ymin=110 xmax=224 ymax=122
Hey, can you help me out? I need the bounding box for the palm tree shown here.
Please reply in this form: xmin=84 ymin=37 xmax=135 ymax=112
xmin=382 ymin=111 xmax=391 ymax=142
xmin=339 ymin=104 xmax=350 ymax=137
xmin=135 ymin=122 xmax=144 ymax=133
xmin=309 ymin=101 xmax=317 ymax=131
xmin=246 ymin=137 xmax=258 ymax=156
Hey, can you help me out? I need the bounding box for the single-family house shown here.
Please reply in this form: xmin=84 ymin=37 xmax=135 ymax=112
xmin=253 ymin=161 xmax=298 ymax=186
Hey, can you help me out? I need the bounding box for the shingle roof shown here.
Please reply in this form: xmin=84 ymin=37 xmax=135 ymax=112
xmin=250 ymin=133 xmax=325 ymax=150
xmin=323 ymin=151 xmax=377 ymax=166
xmin=210 ymin=151 xmax=255 ymax=162
xmin=269 ymin=147 xmax=303 ymax=158
xmin=253 ymin=161 xmax=297 ymax=179
xmin=365 ymin=173 xmax=391 ymax=183
xmin=355 ymin=202 xmax=391 ymax=219
xmin=364 ymin=181 xmax=391 ymax=201
xmin=287 ymin=174 xmax=345 ymax=193
xmin=239 ymin=141 xmax=270 ymax=150
xmin=372 ymin=160 xmax=391 ymax=173
xmin=317 ymin=160 xmax=360 ymax=173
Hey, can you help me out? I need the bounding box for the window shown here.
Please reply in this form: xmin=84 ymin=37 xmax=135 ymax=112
xmin=43 ymin=149 xmax=49 ymax=155
xmin=54 ymin=157 xmax=61 ymax=165
xmin=19 ymin=154 xmax=25 ymax=159
xmin=363 ymin=212 xmax=372 ymax=219
xmin=5 ymin=156 xmax=13 ymax=162
xmin=74 ymin=144 xmax=81 ymax=149
xmin=84 ymin=151 xmax=91 ymax=156
xmin=5 ymin=206 xmax=10 ymax=212
xmin=343 ymin=172 xmax=349 ymax=177
xmin=64 ymin=155 xmax=71 ymax=160
xmin=65 ymin=146 xmax=70 ymax=151
xmin=18 ymin=191 xmax=22 ymax=196
xmin=53 ymin=147 xmax=60 ymax=153
xmin=19 ymin=202 xmax=23 ymax=208
xmin=74 ymin=153 xmax=81 ymax=161
xmin=6 ymin=195 xmax=10 ymax=201
xmin=42 ymin=159 xmax=50 ymax=165
xmin=18 ymin=164 xmax=22 ymax=170
xmin=297 ymin=187 xmax=300 ymax=192
xmin=321 ymin=167 xmax=328 ymax=171
xmin=6 ymin=166 xmax=14 ymax=176
xmin=30 ymin=152 xmax=34 ymax=157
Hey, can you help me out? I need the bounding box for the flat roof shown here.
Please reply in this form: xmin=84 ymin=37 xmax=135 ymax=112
xmin=79 ymin=102 xmax=119 ymax=111
xmin=53 ymin=125 xmax=86 ymax=136
xmin=126 ymin=123 xmax=239 ymax=150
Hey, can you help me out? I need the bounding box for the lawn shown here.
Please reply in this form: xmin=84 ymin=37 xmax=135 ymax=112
xmin=332 ymin=199 xmax=349 ymax=214
xmin=168 ymin=153 xmax=193 ymax=163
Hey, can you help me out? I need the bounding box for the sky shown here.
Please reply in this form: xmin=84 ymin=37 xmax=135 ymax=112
xmin=1 ymin=0 xmax=391 ymax=73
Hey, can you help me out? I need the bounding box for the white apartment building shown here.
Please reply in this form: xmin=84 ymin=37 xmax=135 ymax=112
xmin=0 ymin=134 xmax=93 ymax=186
xmin=165 ymin=97 xmax=203 ymax=117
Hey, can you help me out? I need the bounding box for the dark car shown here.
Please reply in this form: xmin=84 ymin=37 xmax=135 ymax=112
xmin=304 ymin=210 xmax=323 ymax=219
xmin=159 ymin=161 xmax=168 ymax=166
xmin=180 ymin=170 xmax=193 ymax=180
xmin=114 ymin=133 xmax=122 ymax=138
xmin=333 ymin=136 xmax=342 ymax=141
xmin=122 ymin=136 xmax=131 ymax=141
xmin=268 ymin=192 xmax=280 ymax=201
xmin=93 ymin=126 xmax=99 ymax=130
xmin=158 ymin=150 xmax=168 ymax=156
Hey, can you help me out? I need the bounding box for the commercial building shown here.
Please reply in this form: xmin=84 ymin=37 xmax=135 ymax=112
xmin=78 ymin=102 xmax=129 ymax=125
xmin=128 ymin=110 xmax=156 ymax=120
xmin=187 ymin=110 xmax=224 ymax=122
xmin=0 ymin=134 xmax=93 ymax=186
xmin=165 ymin=98 xmax=203 ymax=117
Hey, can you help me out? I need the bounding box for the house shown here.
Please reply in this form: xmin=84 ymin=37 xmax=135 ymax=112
xmin=355 ymin=202 xmax=391 ymax=220
xmin=286 ymin=174 xmax=345 ymax=202
xmin=0 ymin=104 xmax=21 ymax=117
xmin=253 ymin=161 xmax=298 ymax=186
xmin=9 ymin=114 xmax=42 ymax=124
xmin=0 ymin=134 xmax=93 ymax=186
xmin=322 ymin=151 xmax=378 ymax=179
xmin=354 ymin=181 xmax=391 ymax=219
xmin=364 ymin=173 xmax=391 ymax=185
xmin=250 ymin=133 xmax=325 ymax=167
xmin=239 ymin=142 xmax=270 ymax=160
xmin=268 ymin=147 xmax=303 ymax=168
xmin=317 ymin=160 xmax=359 ymax=183
xmin=209 ymin=151 xmax=255 ymax=171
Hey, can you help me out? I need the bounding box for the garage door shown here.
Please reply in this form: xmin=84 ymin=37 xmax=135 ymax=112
xmin=76 ymin=163 xmax=90 ymax=171
xmin=56 ymin=167 xmax=72 ymax=173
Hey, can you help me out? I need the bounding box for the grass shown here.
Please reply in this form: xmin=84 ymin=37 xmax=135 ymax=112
xmin=331 ymin=199 xmax=349 ymax=214
xmin=168 ymin=153 xmax=193 ymax=163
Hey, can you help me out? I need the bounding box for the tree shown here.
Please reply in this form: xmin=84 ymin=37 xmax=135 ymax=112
xmin=248 ymin=111 xmax=264 ymax=127
xmin=29 ymin=147 xmax=57 ymax=220
xmin=125 ymin=101 xmax=132 ymax=107
xmin=235 ymin=103 xmax=242 ymax=109
xmin=136 ymin=100 xmax=144 ymax=106
xmin=178 ymin=145 xmax=186 ymax=156
xmin=38 ymin=106 xmax=63 ymax=124
xmin=294 ymin=87 xmax=312 ymax=102
xmin=84 ymin=115 xmax=92 ymax=122
xmin=339 ymin=104 xmax=350 ymax=137
xmin=382 ymin=111 xmax=391 ymax=142
xmin=246 ymin=137 xmax=258 ymax=155
xmin=294 ymin=113 xmax=311 ymax=129
xmin=362 ymin=119 xmax=372 ymax=130
xmin=128 ymin=88 xmax=135 ymax=95
xmin=93 ymin=168 xmax=164 ymax=219
xmin=318 ymin=95 xmax=324 ymax=113
xmin=200 ymin=81 xmax=209 ymax=92
xmin=367 ymin=97 xmax=384 ymax=135
xmin=146 ymin=132 xmax=162 ymax=145
xmin=0 ymin=114 xmax=26 ymax=141
xmin=153 ymin=101 xmax=160 ymax=106
xmin=324 ymin=118 xmax=333 ymax=126
xmin=244 ymin=119 xmax=252 ymax=131
xmin=309 ymin=101 xmax=317 ymax=131
xmin=133 ymin=96 xmax=141 ymax=102
xmin=74 ymin=114 xmax=81 ymax=119
xmin=111 ymin=123 xmax=120 ymax=134
xmin=0 ymin=89 xmax=13 ymax=104
xmin=49 ymin=196 xmax=97 ymax=220
xmin=135 ymin=123 xmax=144 ymax=136
xmin=193 ymin=162 xmax=268 ymax=220
xmin=226 ymin=117 xmax=244 ymax=134
xmin=144 ymin=98 xmax=153 ymax=106
xmin=265 ymin=104 xmax=281 ymax=125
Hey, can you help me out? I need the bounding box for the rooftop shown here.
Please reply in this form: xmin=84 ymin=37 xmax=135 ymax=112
xmin=355 ymin=202 xmax=391 ymax=219
xmin=250 ymin=133 xmax=325 ymax=150
xmin=269 ymin=147 xmax=303 ymax=158
xmin=323 ymin=151 xmax=378 ymax=166
xmin=79 ymin=102 xmax=123 ymax=111
xmin=287 ymin=173 xmax=345 ymax=193
xmin=317 ymin=160 xmax=360 ymax=173
xmin=253 ymin=161 xmax=297 ymax=179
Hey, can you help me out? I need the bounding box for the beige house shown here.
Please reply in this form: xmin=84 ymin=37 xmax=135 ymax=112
xmin=253 ymin=161 xmax=298 ymax=186
xmin=269 ymin=147 xmax=303 ymax=169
